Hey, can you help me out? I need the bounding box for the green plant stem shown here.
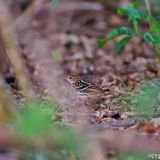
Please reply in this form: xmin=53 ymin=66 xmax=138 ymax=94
xmin=145 ymin=0 xmax=152 ymax=28
xmin=133 ymin=20 xmax=138 ymax=34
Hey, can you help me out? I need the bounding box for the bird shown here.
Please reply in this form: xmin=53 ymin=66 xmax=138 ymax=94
xmin=67 ymin=75 xmax=109 ymax=100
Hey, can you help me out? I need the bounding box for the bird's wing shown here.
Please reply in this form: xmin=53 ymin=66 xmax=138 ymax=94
xmin=80 ymin=85 xmax=104 ymax=97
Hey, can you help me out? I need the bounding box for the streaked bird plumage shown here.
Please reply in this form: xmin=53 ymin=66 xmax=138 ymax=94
xmin=67 ymin=75 xmax=107 ymax=99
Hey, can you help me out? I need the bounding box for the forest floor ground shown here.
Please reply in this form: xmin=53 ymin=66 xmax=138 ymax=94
xmin=4 ymin=0 xmax=160 ymax=159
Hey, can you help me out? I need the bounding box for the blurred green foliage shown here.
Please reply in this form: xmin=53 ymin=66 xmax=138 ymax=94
xmin=117 ymin=79 xmax=160 ymax=114
xmin=136 ymin=0 xmax=160 ymax=21
xmin=15 ymin=98 xmax=59 ymax=137
xmin=51 ymin=52 xmax=62 ymax=61
xmin=97 ymin=2 xmax=160 ymax=53
xmin=133 ymin=81 xmax=160 ymax=113
xmin=14 ymin=98 xmax=83 ymax=159
xmin=15 ymin=103 xmax=51 ymax=138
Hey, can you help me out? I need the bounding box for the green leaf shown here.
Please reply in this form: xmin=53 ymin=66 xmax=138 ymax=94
xmin=131 ymin=2 xmax=140 ymax=9
xmin=106 ymin=27 xmax=133 ymax=40
xmin=97 ymin=27 xmax=133 ymax=49
xmin=51 ymin=52 xmax=62 ymax=61
xmin=143 ymin=32 xmax=156 ymax=43
xmin=117 ymin=2 xmax=139 ymax=17
xmin=118 ymin=3 xmax=146 ymax=22
xmin=143 ymin=33 xmax=160 ymax=48
xmin=150 ymin=17 xmax=160 ymax=34
xmin=155 ymin=38 xmax=160 ymax=45
xmin=114 ymin=36 xmax=131 ymax=53
xmin=154 ymin=36 xmax=160 ymax=49
xmin=127 ymin=5 xmax=146 ymax=22
xmin=97 ymin=38 xmax=106 ymax=48
xmin=117 ymin=7 xmax=128 ymax=16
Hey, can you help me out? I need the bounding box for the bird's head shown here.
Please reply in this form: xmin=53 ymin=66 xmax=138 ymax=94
xmin=67 ymin=75 xmax=80 ymax=84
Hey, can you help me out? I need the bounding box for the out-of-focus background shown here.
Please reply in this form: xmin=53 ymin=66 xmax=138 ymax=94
xmin=0 ymin=0 xmax=160 ymax=159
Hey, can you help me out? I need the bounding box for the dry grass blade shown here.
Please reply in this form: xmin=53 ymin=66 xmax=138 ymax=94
xmin=0 ymin=1 xmax=34 ymax=100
